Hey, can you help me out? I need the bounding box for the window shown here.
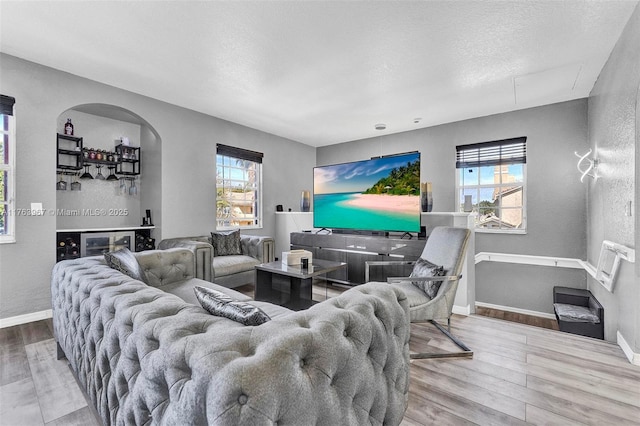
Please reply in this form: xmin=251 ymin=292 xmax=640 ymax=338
xmin=0 ymin=95 xmax=16 ymax=243
xmin=216 ymin=144 xmax=263 ymax=229
xmin=456 ymin=137 xmax=527 ymax=233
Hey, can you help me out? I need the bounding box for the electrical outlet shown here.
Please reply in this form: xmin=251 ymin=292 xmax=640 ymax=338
xmin=30 ymin=202 xmax=44 ymax=215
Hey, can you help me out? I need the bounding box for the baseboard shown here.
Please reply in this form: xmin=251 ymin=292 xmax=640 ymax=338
xmin=475 ymin=301 xmax=557 ymax=320
xmin=617 ymin=331 xmax=640 ymax=366
xmin=0 ymin=309 xmax=52 ymax=329
xmin=452 ymin=304 xmax=471 ymax=316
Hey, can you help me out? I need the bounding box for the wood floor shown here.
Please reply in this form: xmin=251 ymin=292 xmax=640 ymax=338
xmin=475 ymin=306 xmax=560 ymax=331
xmin=1 ymin=282 xmax=638 ymax=425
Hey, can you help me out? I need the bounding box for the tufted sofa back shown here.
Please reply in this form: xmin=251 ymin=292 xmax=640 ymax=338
xmin=135 ymin=248 xmax=195 ymax=288
xmin=52 ymin=256 xmax=411 ymax=425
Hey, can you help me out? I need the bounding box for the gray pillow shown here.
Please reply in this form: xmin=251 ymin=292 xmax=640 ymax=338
xmin=554 ymin=303 xmax=600 ymax=323
xmin=410 ymin=258 xmax=446 ymax=299
xmin=210 ymin=229 xmax=242 ymax=256
xmin=104 ymin=248 xmax=148 ymax=284
xmin=194 ymin=286 xmax=271 ymax=326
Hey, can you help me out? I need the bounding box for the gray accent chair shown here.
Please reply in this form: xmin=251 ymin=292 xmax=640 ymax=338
xmin=52 ymin=249 xmax=411 ymax=425
xmin=159 ymin=234 xmax=275 ymax=288
xmin=365 ymin=226 xmax=472 ymax=359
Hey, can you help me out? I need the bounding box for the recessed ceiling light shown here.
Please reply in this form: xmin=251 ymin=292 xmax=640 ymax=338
xmin=375 ymin=123 xmax=387 ymax=130
xmin=413 ymin=117 xmax=422 ymax=124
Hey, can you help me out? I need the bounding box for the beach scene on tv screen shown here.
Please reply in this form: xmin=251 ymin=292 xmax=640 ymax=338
xmin=314 ymin=153 xmax=421 ymax=232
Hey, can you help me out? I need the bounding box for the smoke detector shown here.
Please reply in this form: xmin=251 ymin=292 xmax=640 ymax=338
xmin=375 ymin=123 xmax=387 ymax=130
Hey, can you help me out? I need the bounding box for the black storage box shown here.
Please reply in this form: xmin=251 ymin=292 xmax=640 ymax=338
xmin=553 ymin=286 xmax=604 ymax=340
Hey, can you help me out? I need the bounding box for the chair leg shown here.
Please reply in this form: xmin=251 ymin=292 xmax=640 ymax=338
xmin=410 ymin=319 xmax=473 ymax=359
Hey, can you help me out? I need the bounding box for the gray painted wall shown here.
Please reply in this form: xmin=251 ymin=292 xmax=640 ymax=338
xmin=0 ymin=53 xmax=315 ymax=319
xmin=318 ymin=99 xmax=589 ymax=316
xmin=586 ymin=4 xmax=639 ymax=349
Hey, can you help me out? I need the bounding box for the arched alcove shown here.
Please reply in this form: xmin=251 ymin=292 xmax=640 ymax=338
xmin=56 ymin=103 xmax=162 ymax=240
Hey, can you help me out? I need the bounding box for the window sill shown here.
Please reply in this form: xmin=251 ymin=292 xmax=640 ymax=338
xmin=475 ymin=228 xmax=527 ymax=235
xmin=0 ymin=237 xmax=16 ymax=244
xmin=217 ymin=226 xmax=263 ymax=231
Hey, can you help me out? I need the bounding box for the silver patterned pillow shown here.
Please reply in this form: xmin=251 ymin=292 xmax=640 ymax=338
xmin=194 ymin=286 xmax=271 ymax=326
xmin=210 ymin=229 xmax=242 ymax=256
xmin=409 ymin=258 xmax=446 ymax=299
xmin=104 ymin=248 xmax=148 ymax=284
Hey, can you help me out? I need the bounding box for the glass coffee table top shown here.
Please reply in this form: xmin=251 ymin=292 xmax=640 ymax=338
xmin=255 ymin=258 xmax=347 ymax=279
xmin=254 ymin=259 xmax=347 ymax=310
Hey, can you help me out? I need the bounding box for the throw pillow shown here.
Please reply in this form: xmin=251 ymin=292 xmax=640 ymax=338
xmin=409 ymin=258 xmax=446 ymax=299
xmin=210 ymin=229 xmax=242 ymax=256
xmin=194 ymin=286 xmax=271 ymax=326
xmin=104 ymin=247 xmax=148 ymax=284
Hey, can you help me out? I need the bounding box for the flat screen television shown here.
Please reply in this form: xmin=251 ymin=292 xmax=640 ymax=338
xmin=313 ymin=152 xmax=421 ymax=233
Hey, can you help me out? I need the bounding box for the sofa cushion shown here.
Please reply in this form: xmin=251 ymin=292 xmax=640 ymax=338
xmin=194 ymin=286 xmax=271 ymax=326
xmin=554 ymin=303 xmax=601 ymax=323
xmin=161 ymin=278 xmax=252 ymax=306
xmin=213 ymin=254 xmax=261 ymax=277
xmin=410 ymin=258 xmax=445 ymax=299
xmin=210 ymin=229 xmax=242 ymax=256
xmin=249 ymin=300 xmax=295 ymax=319
xmin=104 ymin=248 xmax=148 ymax=283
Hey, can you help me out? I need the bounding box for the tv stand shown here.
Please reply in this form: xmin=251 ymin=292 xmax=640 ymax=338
xmin=330 ymin=229 xmax=389 ymax=237
xmin=290 ymin=232 xmax=426 ymax=285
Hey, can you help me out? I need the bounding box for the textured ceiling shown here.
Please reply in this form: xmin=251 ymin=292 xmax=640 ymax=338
xmin=0 ymin=1 xmax=637 ymax=146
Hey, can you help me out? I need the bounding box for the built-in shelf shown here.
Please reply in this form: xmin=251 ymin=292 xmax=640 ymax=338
xmin=82 ymin=158 xmax=119 ymax=166
xmin=57 ymin=225 xmax=155 ymax=233
xmin=275 ymin=212 xmax=314 ymax=258
xmin=56 ymin=226 xmax=156 ymax=262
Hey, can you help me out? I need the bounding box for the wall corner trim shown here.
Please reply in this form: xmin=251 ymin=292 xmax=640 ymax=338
xmin=474 ymin=251 xmax=633 ymax=294
xmin=452 ymin=304 xmax=471 ymax=316
xmin=617 ymin=331 xmax=640 ymax=366
xmin=0 ymin=309 xmax=53 ymax=329
xmin=475 ymin=252 xmax=584 ymax=269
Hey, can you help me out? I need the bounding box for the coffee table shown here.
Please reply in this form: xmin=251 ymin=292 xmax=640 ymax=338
xmin=254 ymin=259 xmax=347 ymax=310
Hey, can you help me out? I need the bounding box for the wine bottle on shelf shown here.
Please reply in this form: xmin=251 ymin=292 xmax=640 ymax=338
xmin=64 ymin=118 xmax=74 ymax=136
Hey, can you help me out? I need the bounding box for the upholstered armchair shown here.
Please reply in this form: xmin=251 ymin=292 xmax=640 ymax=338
xmin=159 ymin=233 xmax=275 ymax=288
xmin=365 ymin=226 xmax=472 ymax=359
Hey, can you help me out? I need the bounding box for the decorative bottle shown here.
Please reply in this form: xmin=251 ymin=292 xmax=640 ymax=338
xmin=64 ymin=118 xmax=74 ymax=136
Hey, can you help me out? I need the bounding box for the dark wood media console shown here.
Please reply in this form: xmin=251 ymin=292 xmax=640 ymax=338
xmin=290 ymin=232 xmax=426 ymax=286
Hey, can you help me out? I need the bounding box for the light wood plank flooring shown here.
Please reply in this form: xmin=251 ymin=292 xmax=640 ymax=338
xmin=2 ymin=282 xmax=638 ymax=425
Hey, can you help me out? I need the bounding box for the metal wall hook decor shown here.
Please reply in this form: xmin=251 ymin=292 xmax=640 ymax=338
xmin=575 ymin=149 xmax=599 ymax=182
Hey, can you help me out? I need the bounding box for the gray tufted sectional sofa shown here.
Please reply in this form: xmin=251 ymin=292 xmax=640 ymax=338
xmin=51 ymin=248 xmax=411 ymax=425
